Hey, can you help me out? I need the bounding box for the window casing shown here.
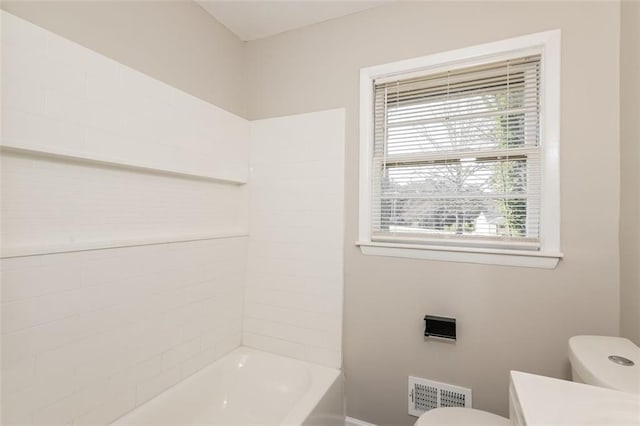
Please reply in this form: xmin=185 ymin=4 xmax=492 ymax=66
xmin=358 ymin=31 xmax=562 ymax=268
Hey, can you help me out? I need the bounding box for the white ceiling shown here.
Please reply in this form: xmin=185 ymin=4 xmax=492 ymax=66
xmin=196 ymin=1 xmax=389 ymax=41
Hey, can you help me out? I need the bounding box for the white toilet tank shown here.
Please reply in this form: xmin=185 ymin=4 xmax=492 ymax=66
xmin=568 ymin=335 xmax=640 ymax=394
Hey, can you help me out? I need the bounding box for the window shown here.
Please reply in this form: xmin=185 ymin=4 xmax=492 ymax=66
xmin=358 ymin=31 xmax=562 ymax=268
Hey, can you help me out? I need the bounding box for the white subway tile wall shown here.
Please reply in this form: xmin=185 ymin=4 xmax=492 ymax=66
xmin=1 ymin=11 xmax=249 ymax=425
xmin=1 ymin=11 xmax=347 ymax=425
xmin=245 ymin=109 xmax=345 ymax=369
xmin=1 ymin=238 xmax=247 ymax=425
xmin=1 ymin=151 xmax=249 ymax=256
xmin=1 ymin=11 xmax=249 ymax=183
xmin=0 ymin=10 xmax=250 ymax=258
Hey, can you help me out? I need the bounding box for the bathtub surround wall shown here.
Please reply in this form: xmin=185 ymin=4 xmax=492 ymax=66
xmin=245 ymin=2 xmax=621 ymax=424
xmin=1 ymin=12 xmax=249 ymax=425
xmin=620 ymin=0 xmax=640 ymax=346
xmin=245 ymin=110 xmax=345 ymax=369
xmin=0 ymin=0 xmax=247 ymax=117
xmin=1 ymin=10 xmax=347 ymax=425
xmin=1 ymin=10 xmax=249 ymax=257
xmin=1 ymin=152 xmax=246 ymax=257
xmin=1 ymin=239 xmax=246 ymax=425
xmin=1 ymin=11 xmax=249 ymax=186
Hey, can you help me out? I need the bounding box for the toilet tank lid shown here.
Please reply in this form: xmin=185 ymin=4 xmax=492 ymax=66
xmin=568 ymin=335 xmax=640 ymax=394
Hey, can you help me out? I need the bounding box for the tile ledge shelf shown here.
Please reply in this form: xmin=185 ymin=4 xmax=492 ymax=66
xmin=0 ymin=143 xmax=248 ymax=185
xmin=1 ymin=232 xmax=249 ymax=259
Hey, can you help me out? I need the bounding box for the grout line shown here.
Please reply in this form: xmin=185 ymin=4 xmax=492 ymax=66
xmin=242 ymin=331 xmax=334 ymax=351
xmin=1 ymin=143 xmax=247 ymax=185
xmin=244 ymin=313 xmax=336 ymax=333
xmin=244 ymin=297 xmax=333 ymax=315
xmin=1 ymin=232 xmax=249 ymax=259
xmin=245 ymin=300 xmax=336 ymax=316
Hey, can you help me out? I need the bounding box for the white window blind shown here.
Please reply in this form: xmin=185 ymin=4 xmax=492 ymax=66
xmin=371 ymin=55 xmax=542 ymax=250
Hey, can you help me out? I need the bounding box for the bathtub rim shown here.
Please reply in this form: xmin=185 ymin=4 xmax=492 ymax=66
xmin=111 ymin=345 xmax=343 ymax=426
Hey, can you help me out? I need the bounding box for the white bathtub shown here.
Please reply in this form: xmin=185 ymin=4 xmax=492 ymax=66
xmin=112 ymin=347 xmax=344 ymax=426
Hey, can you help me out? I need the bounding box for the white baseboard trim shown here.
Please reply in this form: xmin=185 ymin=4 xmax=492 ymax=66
xmin=346 ymin=416 xmax=378 ymax=426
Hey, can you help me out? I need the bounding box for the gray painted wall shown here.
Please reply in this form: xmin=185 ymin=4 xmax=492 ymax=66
xmin=245 ymin=2 xmax=621 ymax=424
xmin=620 ymin=0 xmax=640 ymax=346
xmin=1 ymin=0 xmax=247 ymax=117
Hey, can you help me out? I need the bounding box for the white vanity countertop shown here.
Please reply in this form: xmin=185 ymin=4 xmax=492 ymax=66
xmin=509 ymin=371 xmax=640 ymax=425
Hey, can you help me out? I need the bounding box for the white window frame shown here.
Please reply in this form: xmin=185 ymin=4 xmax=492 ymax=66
xmin=358 ymin=30 xmax=563 ymax=269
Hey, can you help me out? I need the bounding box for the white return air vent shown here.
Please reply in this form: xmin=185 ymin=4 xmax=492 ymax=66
xmin=408 ymin=376 xmax=472 ymax=417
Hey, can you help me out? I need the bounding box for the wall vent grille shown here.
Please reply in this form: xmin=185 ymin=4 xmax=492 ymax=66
xmin=408 ymin=376 xmax=472 ymax=417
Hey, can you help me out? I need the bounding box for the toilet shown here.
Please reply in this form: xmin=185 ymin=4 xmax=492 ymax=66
xmin=568 ymin=335 xmax=639 ymax=393
xmin=414 ymin=335 xmax=640 ymax=425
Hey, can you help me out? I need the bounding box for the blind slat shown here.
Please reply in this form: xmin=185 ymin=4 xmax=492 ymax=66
xmin=371 ymin=55 xmax=542 ymax=248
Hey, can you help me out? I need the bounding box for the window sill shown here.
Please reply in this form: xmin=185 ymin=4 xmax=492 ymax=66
xmin=356 ymin=241 xmax=563 ymax=269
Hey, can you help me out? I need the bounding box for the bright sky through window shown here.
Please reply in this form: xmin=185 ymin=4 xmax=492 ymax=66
xmin=371 ymin=56 xmax=541 ymax=248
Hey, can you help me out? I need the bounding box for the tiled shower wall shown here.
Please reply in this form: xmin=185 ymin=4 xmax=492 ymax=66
xmin=244 ymin=110 xmax=345 ymax=369
xmin=1 ymin=11 xmax=346 ymax=425
xmin=1 ymin=238 xmax=246 ymax=425
xmin=1 ymin=11 xmax=248 ymax=184
xmin=1 ymin=12 xmax=249 ymax=425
